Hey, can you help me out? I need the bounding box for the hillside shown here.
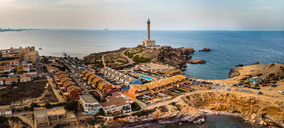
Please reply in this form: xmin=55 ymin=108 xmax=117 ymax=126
xmin=82 ymin=46 xmax=195 ymax=69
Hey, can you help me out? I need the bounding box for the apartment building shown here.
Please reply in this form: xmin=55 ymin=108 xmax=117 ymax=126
xmin=0 ymin=46 xmax=35 ymax=59
xmin=24 ymin=51 xmax=39 ymax=65
xmin=80 ymin=95 xmax=101 ymax=115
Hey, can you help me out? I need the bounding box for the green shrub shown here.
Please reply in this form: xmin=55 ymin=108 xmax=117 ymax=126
xmin=64 ymin=100 xmax=78 ymax=112
xmin=131 ymin=102 xmax=141 ymax=111
xmin=133 ymin=55 xmax=151 ymax=63
xmin=170 ymin=102 xmax=177 ymax=106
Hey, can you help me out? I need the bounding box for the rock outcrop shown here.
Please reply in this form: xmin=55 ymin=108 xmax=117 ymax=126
xmin=109 ymin=99 xmax=205 ymax=127
xmin=228 ymin=63 xmax=284 ymax=79
xmin=180 ymin=48 xmax=195 ymax=55
xmin=228 ymin=69 xmax=240 ymax=78
xmin=199 ymin=48 xmax=211 ymax=52
xmin=186 ymin=92 xmax=284 ymax=127
xmin=188 ymin=60 xmax=206 ymax=64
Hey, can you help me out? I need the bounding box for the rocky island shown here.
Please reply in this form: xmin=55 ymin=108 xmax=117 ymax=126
xmin=188 ymin=60 xmax=206 ymax=64
xmin=199 ymin=48 xmax=211 ymax=52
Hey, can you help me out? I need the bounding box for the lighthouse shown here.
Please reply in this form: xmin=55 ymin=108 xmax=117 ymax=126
xmin=147 ymin=19 xmax=151 ymax=40
xmin=142 ymin=19 xmax=156 ymax=47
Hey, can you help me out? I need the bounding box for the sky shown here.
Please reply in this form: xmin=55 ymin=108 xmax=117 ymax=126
xmin=0 ymin=0 xmax=284 ymax=30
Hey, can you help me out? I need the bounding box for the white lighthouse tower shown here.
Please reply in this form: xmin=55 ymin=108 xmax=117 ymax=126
xmin=142 ymin=19 xmax=156 ymax=47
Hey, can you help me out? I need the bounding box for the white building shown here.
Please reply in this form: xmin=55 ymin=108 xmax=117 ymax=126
xmin=0 ymin=78 xmax=4 ymax=85
xmin=0 ymin=106 xmax=12 ymax=115
xmin=79 ymin=95 xmax=101 ymax=115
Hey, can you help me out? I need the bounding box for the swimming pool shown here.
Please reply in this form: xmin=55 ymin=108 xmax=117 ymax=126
xmin=142 ymin=76 xmax=153 ymax=81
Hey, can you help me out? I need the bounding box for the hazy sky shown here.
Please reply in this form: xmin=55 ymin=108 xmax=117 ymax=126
xmin=0 ymin=0 xmax=283 ymax=30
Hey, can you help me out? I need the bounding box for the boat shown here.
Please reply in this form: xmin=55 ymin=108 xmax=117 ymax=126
xmin=39 ymin=48 xmax=43 ymax=50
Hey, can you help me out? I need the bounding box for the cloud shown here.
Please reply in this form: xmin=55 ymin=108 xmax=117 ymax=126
xmin=0 ymin=0 xmax=283 ymax=30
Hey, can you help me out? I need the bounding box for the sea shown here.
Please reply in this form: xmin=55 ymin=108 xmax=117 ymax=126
xmin=0 ymin=30 xmax=283 ymax=80
xmin=1 ymin=30 xmax=282 ymax=127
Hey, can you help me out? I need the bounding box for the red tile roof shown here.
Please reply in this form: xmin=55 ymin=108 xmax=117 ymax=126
xmin=101 ymin=92 xmax=129 ymax=108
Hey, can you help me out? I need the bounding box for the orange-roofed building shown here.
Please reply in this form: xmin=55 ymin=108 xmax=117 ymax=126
xmin=81 ymin=70 xmax=88 ymax=78
xmin=9 ymin=59 xmax=21 ymax=66
xmin=18 ymin=65 xmax=30 ymax=72
xmin=5 ymin=78 xmax=19 ymax=85
xmin=66 ymin=85 xmax=81 ymax=100
xmin=48 ymin=66 xmax=58 ymax=73
xmin=20 ymin=74 xmax=32 ymax=82
xmin=0 ymin=65 xmax=12 ymax=73
xmin=0 ymin=78 xmax=4 ymax=85
xmin=24 ymin=51 xmax=39 ymax=65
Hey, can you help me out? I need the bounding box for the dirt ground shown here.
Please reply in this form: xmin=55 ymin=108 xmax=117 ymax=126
xmin=0 ymin=80 xmax=47 ymax=105
xmin=40 ymin=85 xmax=59 ymax=103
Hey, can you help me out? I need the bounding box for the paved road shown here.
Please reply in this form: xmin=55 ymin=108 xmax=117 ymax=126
xmin=35 ymin=55 xmax=42 ymax=76
xmin=102 ymin=54 xmax=106 ymax=67
xmin=59 ymin=58 xmax=91 ymax=95
xmin=69 ymin=73 xmax=90 ymax=95
xmin=121 ymin=49 xmax=135 ymax=64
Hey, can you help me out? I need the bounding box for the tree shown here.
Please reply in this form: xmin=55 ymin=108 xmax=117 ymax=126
xmin=42 ymin=56 xmax=49 ymax=64
xmin=131 ymin=102 xmax=141 ymax=111
xmin=64 ymin=100 xmax=78 ymax=112
xmin=0 ymin=116 xmax=9 ymax=128
xmin=30 ymin=103 xmax=38 ymax=110
xmin=96 ymin=108 xmax=105 ymax=116
xmin=45 ymin=102 xmax=52 ymax=109
xmin=75 ymin=57 xmax=79 ymax=61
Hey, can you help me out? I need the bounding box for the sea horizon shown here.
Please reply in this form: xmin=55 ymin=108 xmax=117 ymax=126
xmin=1 ymin=30 xmax=283 ymax=80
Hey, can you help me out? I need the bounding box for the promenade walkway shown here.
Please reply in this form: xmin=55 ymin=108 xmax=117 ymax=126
xmin=102 ymin=49 xmax=135 ymax=68
xmin=121 ymin=49 xmax=135 ymax=64
xmin=102 ymin=54 xmax=106 ymax=67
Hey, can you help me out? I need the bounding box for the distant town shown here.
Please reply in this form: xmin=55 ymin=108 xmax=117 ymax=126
xmin=0 ymin=28 xmax=37 ymax=32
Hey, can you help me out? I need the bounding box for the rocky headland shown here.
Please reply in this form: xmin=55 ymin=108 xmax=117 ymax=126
xmin=83 ymin=46 xmax=195 ymax=69
xmin=228 ymin=63 xmax=284 ymax=80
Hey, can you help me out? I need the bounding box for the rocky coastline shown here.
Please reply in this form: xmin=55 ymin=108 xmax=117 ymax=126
xmin=109 ymin=91 xmax=284 ymax=128
xmin=82 ymin=46 xmax=195 ymax=69
xmin=122 ymin=114 xmax=205 ymax=128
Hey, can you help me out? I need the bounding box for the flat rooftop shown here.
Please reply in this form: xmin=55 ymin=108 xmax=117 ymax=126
xmin=47 ymin=107 xmax=66 ymax=116
xmin=80 ymin=95 xmax=98 ymax=104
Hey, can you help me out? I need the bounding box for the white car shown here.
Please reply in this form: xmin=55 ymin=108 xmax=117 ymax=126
xmin=279 ymin=91 xmax=284 ymax=95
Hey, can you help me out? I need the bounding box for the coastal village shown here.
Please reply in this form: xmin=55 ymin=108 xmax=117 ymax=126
xmin=0 ymin=20 xmax=284 ymax=128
